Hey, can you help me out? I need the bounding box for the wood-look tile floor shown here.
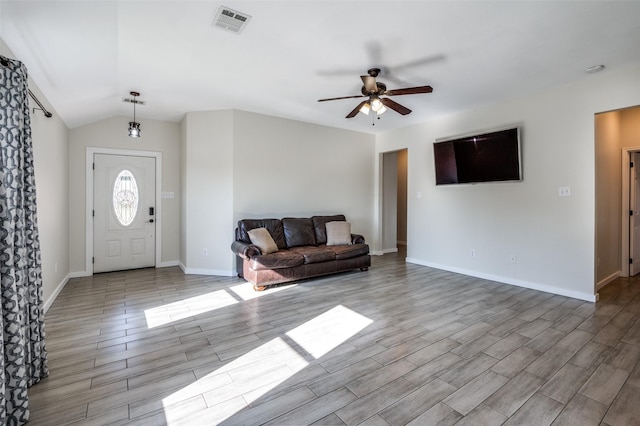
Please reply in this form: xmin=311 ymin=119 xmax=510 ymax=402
xmin=29 ymin=250 xmax=640 ymax=425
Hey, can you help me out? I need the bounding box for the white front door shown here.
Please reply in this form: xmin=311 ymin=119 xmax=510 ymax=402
xmin=631 ymin=152 xmax=640 ymax=276
xmin=93 ymin=154 xmax=156 ymax=273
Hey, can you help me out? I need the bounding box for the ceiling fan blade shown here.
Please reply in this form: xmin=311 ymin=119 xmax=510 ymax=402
xmin=346 ymin=101 xmax=368 ymax=118
xmin=384 ymin=85 xmax=433 ymax=96
xmin=318 ymin=95 xmax=365 ymax=102
xmin=361 ymin=75 xmax=377 ymax=93
xmin=381 ymin=98 xmax=412 ymax=115
xmin=391 ymin=54 xmax=446 ymax=72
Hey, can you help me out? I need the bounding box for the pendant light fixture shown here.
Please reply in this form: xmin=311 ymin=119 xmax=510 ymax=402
xmin=128 ymin=91 xmax=141 ymax=138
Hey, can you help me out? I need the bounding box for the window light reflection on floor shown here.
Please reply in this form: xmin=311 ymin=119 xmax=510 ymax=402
xmin=228 ymin=282 xmax=296 ymax=300
xmin=144 ymin=283 xmax=297 ymax=328
xmin=285 ymin=305 xmax=374 ymax=358
xmin=144 ymin=290 xmax=238 ymax=328
xmin=161 ymin=305 xmax=373 ymax=424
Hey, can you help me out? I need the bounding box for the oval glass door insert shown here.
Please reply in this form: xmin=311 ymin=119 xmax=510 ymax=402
xmin=113 ymin=170 xmax=139 ymax=226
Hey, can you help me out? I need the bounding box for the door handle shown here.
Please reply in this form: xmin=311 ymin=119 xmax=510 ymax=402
xmin=146 ymin=219 xmax=154 ymax=223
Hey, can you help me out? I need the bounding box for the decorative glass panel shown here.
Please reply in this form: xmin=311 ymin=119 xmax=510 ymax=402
xmin=113 ymin=170 xmax=139 ymax=226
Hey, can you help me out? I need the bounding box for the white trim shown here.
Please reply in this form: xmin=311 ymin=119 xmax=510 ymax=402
xmin=43 ymin=273 xmax=70 ymax=313
xmin=179 ymin=262 xmax=233 ymax=276
xmin=621 ymin=146 xmax=640 ymax=277
xmin=382 ymin=247 xmax=399 ymax=254
xmin=86 ymin=147 xmax=163 ymax=276
xmin=370 ymin=250 xmax=385 ymax=256
xmin=406 ymin=257 xmax=597 ymax=303
xmin=597 ymin=271 xmax=620 ymax=291
xmin=159 ymin=260 xmax=180 ymax=268
xmin=69 ymin=270 xmax=91 ymax=278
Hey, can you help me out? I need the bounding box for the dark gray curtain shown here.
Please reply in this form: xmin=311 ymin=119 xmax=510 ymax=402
xmin=0 ymin=55 xmax=48 ymax=425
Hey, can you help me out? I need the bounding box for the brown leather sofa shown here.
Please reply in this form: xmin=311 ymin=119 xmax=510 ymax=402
xmin=231 ymin=214 xmax=370 ymax=290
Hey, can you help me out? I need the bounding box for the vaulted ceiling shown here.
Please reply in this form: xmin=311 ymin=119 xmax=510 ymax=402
xmin=3 ymin=1 xmax=640 ymax=134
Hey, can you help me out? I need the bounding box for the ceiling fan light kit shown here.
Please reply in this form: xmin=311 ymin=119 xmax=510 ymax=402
xmin=318 ymin=67 xmax=433 ymax=122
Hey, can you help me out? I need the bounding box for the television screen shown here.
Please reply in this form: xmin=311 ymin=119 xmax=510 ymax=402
xmin=434 ymin=127 xmax=521 ymax=185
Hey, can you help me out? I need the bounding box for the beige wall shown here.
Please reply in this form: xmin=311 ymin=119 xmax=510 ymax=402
xmin=180 ymin=110 xmax=234 ymax=274
xmin=178 ymin=109 xmax=376 ymax=275
xmin=233 ymin=110 xmax=375 ymax=239
xmin=397 ymin=149 xmax=408 ymax=245
xmin=595 ymin=111 xmax=622 ymax=285
xmin=382 ymin=151 xmax=398 ymax=252
xmin=68 ymin=116 xmax=181 ymax=274
xmin=377 ymin=62 xmax=640 ymax=301
xmin=621 ymin=107 xmax=640 ymax=146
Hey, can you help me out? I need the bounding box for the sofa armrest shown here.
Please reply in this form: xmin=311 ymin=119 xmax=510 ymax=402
xmin=351 ymin=233 xmax=365 ymax=244
xmin=231 ymin=241 xmax=261 ymax=259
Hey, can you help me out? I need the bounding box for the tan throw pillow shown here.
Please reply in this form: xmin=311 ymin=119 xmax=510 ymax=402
xmin=326 ymin=221 xmax=352 ymax=246
xmin=247 ymin=228 xmax=279 ymax=254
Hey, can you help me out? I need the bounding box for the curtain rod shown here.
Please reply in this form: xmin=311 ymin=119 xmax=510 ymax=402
xmin=1 ymin=56 xmax=53 ymax=118
xmin=28 ymin=89 xmax=53 ymax=118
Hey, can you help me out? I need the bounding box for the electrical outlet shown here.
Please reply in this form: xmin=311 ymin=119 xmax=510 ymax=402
xmin=470 ymin=249 xmax=476 ymax=257
xmin=558 ymin=186 xmax=571 ymax=197
xmin=510 ymin=254 xmax=517 ymax=264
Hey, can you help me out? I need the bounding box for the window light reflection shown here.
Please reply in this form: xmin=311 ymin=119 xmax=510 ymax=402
xmin=160 ymin=305 xmax=373 ymax=424
xmin=144 ymin=290 xmax=238 ymax=328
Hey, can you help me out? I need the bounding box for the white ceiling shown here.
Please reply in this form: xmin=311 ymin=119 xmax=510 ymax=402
xmin=2 ymin=1 xmax=640 ymax=134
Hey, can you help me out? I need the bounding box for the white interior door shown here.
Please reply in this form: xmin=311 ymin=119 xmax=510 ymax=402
xmin=630 ymin=152 xmax=640 ymax=276
xmin=94 ymin=154 xmax=156 ymax=273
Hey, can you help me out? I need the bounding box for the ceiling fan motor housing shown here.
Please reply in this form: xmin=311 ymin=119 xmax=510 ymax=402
xmin=361 ymin=82 xmax=387 ymax=96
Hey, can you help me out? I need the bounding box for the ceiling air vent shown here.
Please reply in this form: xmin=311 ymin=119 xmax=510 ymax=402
xmin=213 ymin=6 xmax=252 ymax=34
xmin=122 ymin=97 xmax=146 ymax=105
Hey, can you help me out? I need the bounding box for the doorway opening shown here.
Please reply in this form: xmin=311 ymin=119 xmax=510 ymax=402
xmin=381 ymin=149 xmax=408 ymax=257
xmin=595 ymin=104 xmax=640 ymax=289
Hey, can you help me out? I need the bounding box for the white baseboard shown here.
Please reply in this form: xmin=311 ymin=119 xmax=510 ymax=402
xmin=370 ymin=250 xmax=384 ymax=256
xmin=159 ymin=260 xmax=180 ymax=268
xmin=596 ymin=271 xmax=620 ymax=291
xmin=382 ymin=248 xmax=399 ymax=254
xmin=405 ymin=257 xmax=597 ymax=303
xmin=44 ymin=273 xmax=70 ymax=314
xmin=179 ymin=262 xmax=234 ymax=276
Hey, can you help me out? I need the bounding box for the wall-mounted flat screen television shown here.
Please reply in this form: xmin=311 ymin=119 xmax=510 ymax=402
xmin=433 ymin=127 xmax=522 ymax=185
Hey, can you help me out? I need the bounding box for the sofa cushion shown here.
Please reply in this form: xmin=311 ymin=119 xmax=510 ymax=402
xmin=312 ymin=215 xmax=346 ymax=245
xmin=238 ymin=219 xmax=287 ymax=249
xmin=326 ymin=221 xmax=352 ymax=246
xmin=247 ymin=228 xmax=278 ymax=255
xmin=326 ymin=243 xmax=370 ymax=260
xmin=282 ymin=218 xmax=316 ymax=248
xmin=250 ymin=250 xmax=304 ymax=271
xmin=290 ymin=246 xmax=336 ymax=264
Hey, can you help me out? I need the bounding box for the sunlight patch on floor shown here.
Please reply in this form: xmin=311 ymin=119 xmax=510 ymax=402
xmin=162 ymin=337 xmax=309 ymax=424
xmin=285 ymin=305 xmax=374 ymax=358
xmin=228 ymin=282 xmax=297 ymax=300
xmin=144 ymin=290 xmax=238 ymax=328
xmin=161 ymin=305 xmax=373 ymax=424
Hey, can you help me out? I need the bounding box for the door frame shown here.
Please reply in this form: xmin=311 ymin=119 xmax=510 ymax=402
xmin=85 ymin=147 xmax=163 ymax=275
xmin=620 ymin=146 xmax=640 ymax=277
